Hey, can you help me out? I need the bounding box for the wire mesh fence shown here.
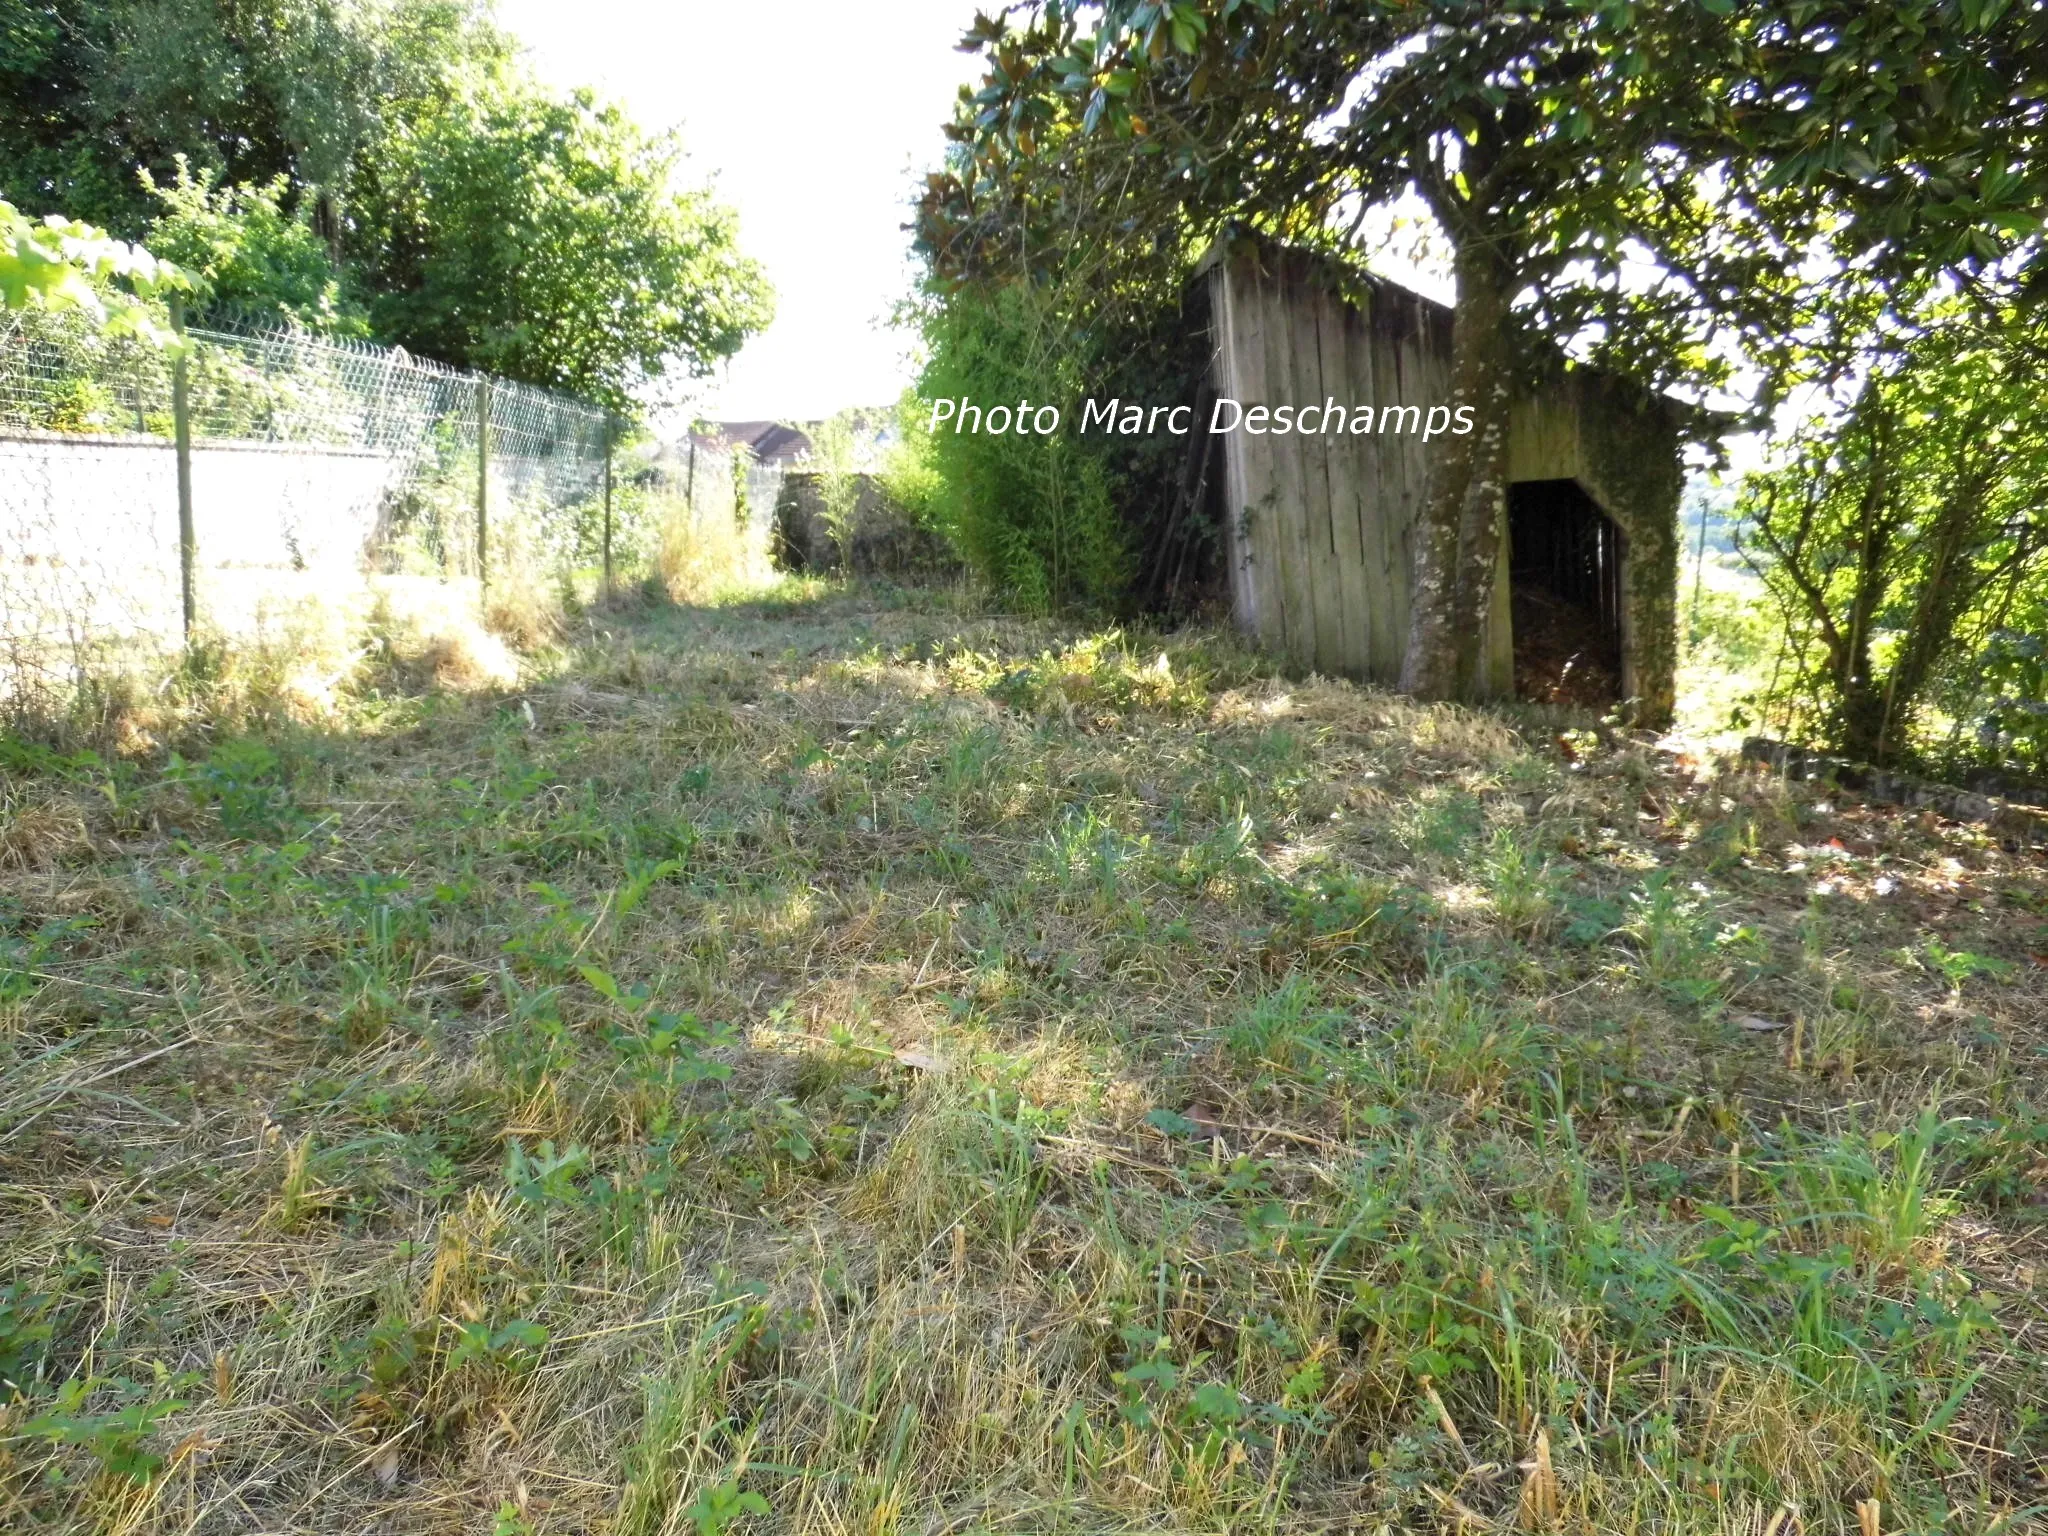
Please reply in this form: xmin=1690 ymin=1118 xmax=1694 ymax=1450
xmin=0 ymin=309 xmax=772 ymax=713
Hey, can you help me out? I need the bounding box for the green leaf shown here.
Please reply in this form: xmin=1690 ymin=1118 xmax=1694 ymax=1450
xmin=1119 ymin=1357 xmax=1181 ymax=1389
xmin=492 ymin=1319 xmax=549 ymax=1352
xmin=1186 ymin=1381 xmax=1243 ymax=1425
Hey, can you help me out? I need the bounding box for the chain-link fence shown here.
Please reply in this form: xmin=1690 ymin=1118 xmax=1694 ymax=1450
xmin=1 ymin=309 xmax=769 ymax=710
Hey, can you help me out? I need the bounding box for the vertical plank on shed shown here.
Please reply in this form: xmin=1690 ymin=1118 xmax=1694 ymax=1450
xmin=1311 ymin=280 xmax=1370 ymax=678
xmin=1262 ymin=254 xmax=1318 ymax=668
xmin=1209 ymin=264 xmax=1258 ymax=637
xmin=1245 ymin=253 xmax=1292 ymax=662
xmin=1243 ymin=252 xmax=1294 ymax=663
xmin=1230 ymin=254 xmax=1283 ymax=656
xmin=1292 ymin=271 xmax=1343 ymax=674
xmin=1340 ymin=285 xmax=1393 ymax=679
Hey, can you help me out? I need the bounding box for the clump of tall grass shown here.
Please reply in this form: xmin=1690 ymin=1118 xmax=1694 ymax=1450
xmin=479 ymin=512 xmax=570 ymax=650
xmin=364 ymin=580 xmax=523 ymax=692
xmin=658 ymin=494 xmax=773 ymax=604
xmin=0 ymin=571 xmax=538 ymax=756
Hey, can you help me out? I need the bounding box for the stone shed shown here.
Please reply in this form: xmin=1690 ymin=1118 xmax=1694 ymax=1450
xmin=1197 ymin=233 xmax=1692 ymax=722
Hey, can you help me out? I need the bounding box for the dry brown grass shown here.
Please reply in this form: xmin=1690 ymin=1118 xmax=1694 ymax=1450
xmin=482 ymin=584 xmax=565 ymax=655
xmin=658 ymin=502 xmax=774 ymax=605
xmin=0 ymin=796 xmax=89 ymax=871
xmin=0 ymin=571 xmax=553 ymax=762
xmin=413 ymin=625 xmax=524 ymax=692
xmin=0 ymin=584 xmax=2041 ymax=1535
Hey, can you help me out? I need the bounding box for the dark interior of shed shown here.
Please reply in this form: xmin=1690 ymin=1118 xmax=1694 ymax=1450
xmin=1508 ymin=478 xmax=1625 ymax=706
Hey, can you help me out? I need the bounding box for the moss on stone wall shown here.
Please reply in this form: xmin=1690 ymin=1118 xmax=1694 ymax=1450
xmin=1572 ymin=371 xmax=1683 ymax=727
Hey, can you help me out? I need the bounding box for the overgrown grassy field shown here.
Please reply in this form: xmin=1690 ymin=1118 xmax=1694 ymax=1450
xmin=2 ymin=584 xmax=2043 ymax=1535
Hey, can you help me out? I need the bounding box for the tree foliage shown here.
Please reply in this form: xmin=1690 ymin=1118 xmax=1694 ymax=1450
xmin=0 ymin=197 xmax=186 ymax=339
xmin=1708 ymin=2 xmax=2048 ymax=289
xmin=141 ymin=160 xmax=367 ymax=336
xmin=1 ymin=0 xmax=771 ymax=412
xmin=1738 ymin=310 xmax=2048 ymax=768
xmin=348 ymin=75 xmax=772 ymax=413
xmin=0 ymin=0 xmax=488 ymax=238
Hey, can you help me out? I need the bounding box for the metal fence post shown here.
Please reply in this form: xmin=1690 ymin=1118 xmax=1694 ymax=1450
xmin=475 ymin=377 xmax=491 ymax=592
xmin=170 ymin=296 xmax=196 ymax=641
xmin=602 ymin=413 xmax=615 ymax=595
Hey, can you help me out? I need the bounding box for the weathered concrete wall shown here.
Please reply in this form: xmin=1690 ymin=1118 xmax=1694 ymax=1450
xmin=1204 ymin=236 xmax=1684 ymax=718
xmin=1520 ymin=369 xmax=1684 ymax=723
xmin=1 ymin=430 xmax=395 ymax=645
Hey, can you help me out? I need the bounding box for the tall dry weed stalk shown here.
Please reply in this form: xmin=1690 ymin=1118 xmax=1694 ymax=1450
xmin=659 ymin=496 xmax=770 ymax=603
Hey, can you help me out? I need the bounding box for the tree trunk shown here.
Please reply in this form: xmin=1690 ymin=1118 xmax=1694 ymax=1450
xmin=1833 ymin=425 xmax=1892 ymax=761
xmin=1832 ymin=564 xmax=1886 ymax=762
xmin=1837 ymin=678 xmax=1889 ymax=765
xmin=1848 ymin=472 xmax=1992 ymax=764
xmin=1400 ymin=241 xmax=1515 ymax=700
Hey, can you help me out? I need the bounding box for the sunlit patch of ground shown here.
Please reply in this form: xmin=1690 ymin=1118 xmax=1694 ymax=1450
xmin=1 ymin=581 xmax=2042 ymax=1534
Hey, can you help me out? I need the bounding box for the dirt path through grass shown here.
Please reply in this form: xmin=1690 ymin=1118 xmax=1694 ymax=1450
xmin=2 ymin=584 xmax=2043 ymax=1533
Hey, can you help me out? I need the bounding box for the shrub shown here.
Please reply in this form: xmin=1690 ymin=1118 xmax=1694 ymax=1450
xmin=875 ymin=389 xmax=945 ymax=534
xmin=142 ymin=159 xmax=367 ymax=335
xmin=916 ymin=283 xmax=1128 ymax=613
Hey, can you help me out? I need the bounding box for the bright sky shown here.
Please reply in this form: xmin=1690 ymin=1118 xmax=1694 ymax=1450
xmin=493 ymin=0 xmax=982 ymax=426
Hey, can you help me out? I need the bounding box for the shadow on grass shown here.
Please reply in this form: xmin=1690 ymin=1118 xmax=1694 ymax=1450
xmin=0 ymin=578 xmax=2043 ymax=1530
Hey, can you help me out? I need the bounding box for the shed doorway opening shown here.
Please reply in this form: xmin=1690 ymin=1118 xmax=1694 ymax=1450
xmin=1509 ymin=478 xmax=1625 ymax=706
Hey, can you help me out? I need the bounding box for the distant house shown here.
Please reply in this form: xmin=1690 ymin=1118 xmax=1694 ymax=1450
xmin=687 ymin=414 xmax=895 ymax=472
xmin=687 ymin=420 xmax=815 ymax=466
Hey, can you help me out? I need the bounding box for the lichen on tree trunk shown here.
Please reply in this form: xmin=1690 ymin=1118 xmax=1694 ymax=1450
xmin=1401 ymin=241 xmax=1513 ymax=700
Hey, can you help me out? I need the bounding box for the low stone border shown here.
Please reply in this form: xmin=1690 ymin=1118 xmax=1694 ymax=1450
xmin=1741 ymin=736 xmax=2048 ymax=845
